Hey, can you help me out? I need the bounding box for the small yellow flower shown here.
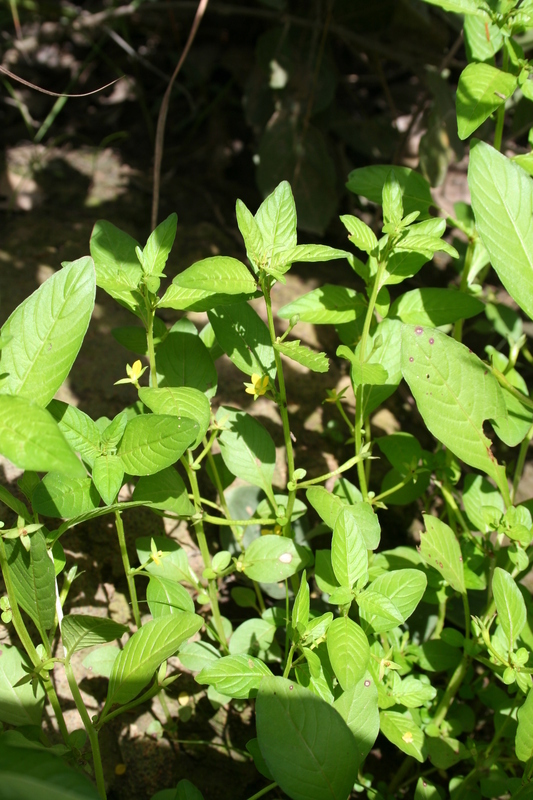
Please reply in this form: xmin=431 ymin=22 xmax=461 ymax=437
xmin=402 ymin=731 xmax=414 ymax=744
xmin=114 ymin=359 xmax=148 ymax=388
xmin=244 ymin=373 xmax=269 ymax=401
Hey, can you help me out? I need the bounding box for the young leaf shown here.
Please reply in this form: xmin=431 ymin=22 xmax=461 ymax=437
xmin=333 ymin=674 xmax=379 ymax=765
xmin=462 ymin=474 xmax=504 ymax=533
xmin=104 ymin=613 xmax=202 ymax=708
xmin=217 ymin=407 xmax=275 ymax=495
xmin=389 ymin=288 xmax=484 ymax=327
xmin=270 ymin=244 xmax=351 ymax=274
xmin=274 ymin=340 xmax=329 ymax=373
xmin=139 ymin=386 xmax=210 ymax=449
xmin=256 ymin=676 xmax=360 ymax=800
xmin=278 ymin=285 xmax=366 ymax=325
xmin=456 ymin=64 xmax=517 ymax=140
xmin=339 ymin=215 xmax=378 ymax=254
xmin=197 ymin=654 xmax=272 ymax=699
xmin=401 ymin=324 xmax=508 ymax=491
xmin=419 ymin=514 xmax=466 ymax=594
xmin=136 ymin=536 xmax=194 ymax=585
xmin=117 ymin=415 xmax=198 ymax=476
xmin=255 ymin=181 xmax=297 ymax=262
xmin=0 ymin=645 xmax=45 ymax=726
xmin=141 ymin=213 xmax=177 ymax=276
xmin=174 ymin=256 xmax=256 ymax=296
xmin=492 ymin=567 xmax=527 ymax=650
xmin=379 ymin=710 xmax=425 ymax=762
xmin=47 ymin=400 xmax=101 ymax=468
xmin=208 ymin=302 xmax=276 ymax=378
xmin=228 ymin=619 xmax=278 ymax=661
xmin=32 ymin=472 xmax=100 ymax=518
xmin=0 ymin=258 xmax=96 ymax=407
xmin=92 ymin=454 xmax=124 ymax=506
xmin=327 ymin=616 xmax=370 ymax=691
xmin=156 ymin=323 xmax=218 ymax=398
xmin=516 ymin=687 xmax=533 ymax=762
xmin=331 ymin=508 xmax=368 ymax=588
xmin=292 ymin=571 xmax=310 ymax=637
xmin=241 ymin=535 xmax=311 ymax=583
xmin=359 ymin=569 xmax=427 ymax=633
xmin=469 ymin=141 xmax=533 ymax=321
xmin=90 ymin=220 xmax=142 ymax=312
xmin=146 ymin=576 xmax=195 ymax=617
xmin=236 ymin=198 xmax=264 ymax=271
xmin=3 ymin=532 xmax=56 ymax=634
xmin=414 ymin=777 xmax=441 ymax=800
xmin=346 ymin=165 xmax=433 ymax=218
xmin=61 ymin=615 xmax=128 ymax=657
xmin=132 ymin=467 xmax=195 ymax=517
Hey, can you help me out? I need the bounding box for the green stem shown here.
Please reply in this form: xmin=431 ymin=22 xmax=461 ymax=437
xmin=463 ymin=591 xmax=471 ymax=640
xmin=296 ymin=454 xmax=367 ymax=489
xmin=202 ymin=514 xmax=276 ymax=527
xmin=433 ymin=597 xmax=447 ymax=639
xmin=453 ymin=238 xmax=475 ymax=342
xmin=65 ymin=661 xmax=106 ymax=799
xmin=512 ymin=423 xmax=533 ymax=503
xmin=192 ymin=431 xmax=218 ymax=469
xmin=335 ymin=398 xmax=355 ymax=434
xmin=371 ymin=474 xmax=414 ymax=504
xmin=146 ymin=305 xmax=158 ymax=388
xmin=432 ymin=654 xmax=470 ymax=727
xmin=246 ymin=783 xmax=278 ymax=800
xmin=283 ymin=643 xmax=296 ymax=679
xmin=491 ymin=366 xmax=533 ymax=411
xmin=387 ymin=755 xmax=414 ymax=794
xmin=97 ymin=680 xmax=162 ymax=728
xmin=114 ymin=511 xmax=142 ymax=628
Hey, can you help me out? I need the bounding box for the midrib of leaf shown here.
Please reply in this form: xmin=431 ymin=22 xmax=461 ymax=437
xmin=490 ymin=176 xmax=533 ymax=271
xmin=280 ymin=700 xmax=336 ymax=795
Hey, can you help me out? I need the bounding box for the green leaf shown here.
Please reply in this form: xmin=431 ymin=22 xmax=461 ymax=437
xmin=82 ymin=646 xmax=120 ymax=678
xmin=339 ymin=215 xmax=378 ymax=254
xmin=47 ymin=400 xmax=101 ymax=468
xmin=236 ymin=199 xmax=264 ymax=272
xmin=327 ymin=616 xmax=369 ymax=691
xmin=516 ymin=687 xmax=533 ymax=762
xmin=0 ymin=645 xmax=45 ymax=726
xmin=3 ymin=531 xmax=56 ymax=634
xmin=92 ymin=454 xmax=124 ymax=506
xmin=61 ymin=615 xmax=128 ymax=657
xmin=90 ymin=220 xmax=142 ymax=312
xmin=197 ymin=654 xmax=272 ymax=699
xmin=463 ymin=474 xmax=504 ymax=533
xmin=359 ymin=569 xmax=427 ymax=634
xmin=228 ymin=619 xmax=279 ymax=661
xmin=136 ymin=536 xmax=194 ymax=585
xmin=456 ymin=64 xmax=517 ymax=140
xmin=255 ymin=180 xmax=297 ymax=261
xmin=358 ymin=318 xmax=402 ymax=418
xmin=174 ymin=256 xmax=256 ymax=296
xmin=419 ymin=0 xmax=488 ymax=15
xmin=105 ymin=613 xmax=202 ymax=709
xmin=139 ymin=387 xmax=210 ymax=450
xmin=217 ymin=407 xmax=275 ymax=495
xmin=278 ymin=285 xmax=366 ymax=325
xmin=142 ymin=213 xmax=177 ymax=276
xmin=256 ymin=676 xmax=360 ymax=800
xmin=386 ymin=675 xmax=437 ymax=708
xmin=270 ymin=244 xmax=350 ymax=274
xmin=337 ymin=347 xmax=388 ymax=386
xmin=112 ymin=317 xmax=167 ymax=356
xmin=306 ymin=490 xmax=380 ymax=550
xmin=175 ymin=779 xmax=205 ymax=800
xmin=469 ymin=141 xmax=533 ymax=321
xmin=32 ymin=473 xmax=100 ymax=518
xmin=331 ymin=508 xmax=368 ymax=588
xmin=390 ymin=288 xmax=484 ymax=327
xmin=178 ymin=641 xmax=220 ymax=672
xmin=346 ymin=165 xmax=433 ymax=218
xmin=333 ymin=674 xmax=379 ymax=765
xmin=464 ymin=14 xmax=503 ymax=62
xmin=0 ymin=258 xmax=96 ymax=407
xmin=292 ymin=571 xmax=310 ymax=636
xmin=156 ymin=322 xmax=217 ymax=398
xmin=492 ymin=567 xmax=527 ymax=650
xmin=401 ymin=325 xmax=507 ymax=490
xmin=117 ymin=415 xmax=198 ymax=476
xmin=419 ymin=514 xmax=466 ymax=594
xmin=241 ymin=535 xmax=311 ymax=583
xmin=132 ymin=467 xmax=195 ymax=517
xmin=415 ymin=777 xmax=441 ymax=800
xmin=208 ymin=303 xmax=276 ymax=378
xmin=275 ymin=340 xmax=329 ymax=373
xmin=379 ymin=710 xmax=425 ymax=762
xmin=0 ymin=396 xmax=86 ymax=478
xmin=146 ymin=576 xmax=195 ymax=617
xmin=158 ymin=284 xmax=254 ymax=312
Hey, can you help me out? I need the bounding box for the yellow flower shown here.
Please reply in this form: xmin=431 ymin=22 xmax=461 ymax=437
xmin=402 ymin=731 xmax=414 ymax=744
xmin=244 ymin=373 xmax=269 ymax=401
xmin=114 ymin=359 xmax=148 ymax=388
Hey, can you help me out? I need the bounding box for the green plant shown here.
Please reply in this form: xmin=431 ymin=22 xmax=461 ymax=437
xmin=2 ymin=4 xmax=533 ymax=797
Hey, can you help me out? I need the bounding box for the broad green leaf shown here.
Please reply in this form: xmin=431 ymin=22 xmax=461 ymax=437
xmin=359 ymin=318 xmax=402 ymax=418
xmin=390 ymin=288 xmax=484 ymax=326
xmin=228 ymin=619 xmax=278 ymax=661
xmin=83 ymin=646 xmax=120 ymax=678
xmin=487 ymin=348 xmax=533 ymax=447
xmin=101 ymin=412 xmax=128 ymax=448
xmin=359 ymin=569 xmax=427 ymax=633
xmin=178 ymin=641 xmax=220 ymax=672
xmin=516 ymin=687 xmax=533 ymax=762
xmin=92 ymin=454 xmax=124 ymax=505
xmin=105 ymin=613 xmax=202 ymax=708
xmin=463 ymin=474 xmax=504 ymax=532
xmin=132 ymin=467 xmax=195 ymax=517
xmin=47 ymin=400 xmax=101 ymax=468
xmin=306 ymin=487 xmax=344 ymax=528
xmin=141 ymin=213 xmax=177 ymax=276
xmin=156 ymin=322 xmax=217 ymax=398
xmin=197 ymin=655 xmax=272 ymax=699
xmin=111 ymin=316 xmax=167 ymax=356
xmin=456 ymin=64 xmax=517 ymax=140
xmin=386 ymin=675 xmax=437 ymax=708
xmin=469 ymin=141 xmax=533 ymax=321
xmin=401 ymin=324 xmax=508 ymax=490
xmin=174 ymin=256 xmax=256 ymax=296
xmin=0 ymin=395 xmax=86 ymax=478
xmin=146 ymin=576 xmax=195 ymax=617
xmin=314 ymin=550 xmax=340 ymax=595
xmin=255 ymin=180 xmax=297 ymax=262
xmin=61 ymin=615 xmax=128 ymax=657
xmin=464 ymin=13 xmax=503 ymax=62
xmin=357 ymin=590 xmax=403 ymax=629
xmin=256 ymin=676 xmax=360 ymax=800
xmin=158 ymin=283 xmax=254 ymax=312
xmin=379 ymin=710 xmax=425 ymax=762
xmin=331 ymin=508 xmax=368 ymax=588
xmin=117 ymin=415 xmax=198 ymax=476
xmin=346 ymin=165 xmax=433 ymax=218
xmin=3 ymin=531 xmax=56 ymax=634
xmin=333 ymin=674 xmax=379 ymax=765
xmin=274 ymin=340 xmax=329 ymax=373
xmin=217 ymin=407 xmax=275 ymax=495
xmin=299 ymin=645 xmax=336 ymax=704
xmin=278 ymin=285 xmax=366 ymax=325
xmin=208 ymin=303 xmax=276 ymax=378
xmin=307 ymin=490 xmax=380 ymax=550
xmin=492 ymin=567 xmax=527 ymax=650
xmin=415 ymin=777 xmax=441 ymax=800
xmin=136 ymin=536 xmax=194 ymax=585
xmin=270 ymin=244 xmax=350 ymax=274
xmin=90 ymin=220 xmax=142 ymax=312
xmin=0 ymin=645 xmax=45 ymax=726
xmin=337 ymin=346 xmax=388 ymax=386
xmin=139 ymin=387 xmax=210 ymax=449
xmin=0 ymin=258 xmax=95 ymax=407
xmin=246 ymin=738 xmax=274 ymax=782
xmin=236 ymin=198 xmax=264 ymax=271
xmin=339 ymin=215 xmax=378 ymax=254
xmin=377 ymin=432 xmax=421 ymax=474
xmin=32 ymin=473 xmax=100 ymax=518
xmin=420 ymin=0 xmax=488 ymax=15
xmin=419 ymin=514 xmax=466 ymax=594
xmin=292 ymin=571 xmax=310 ymax=636
xmin=241 ymin=535 xmax=311 ymax=583
xmin=327 ymin=616 xmax=369 ymax=690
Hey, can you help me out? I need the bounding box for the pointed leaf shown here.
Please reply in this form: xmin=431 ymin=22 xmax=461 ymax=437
xmin=339 ymin=215 xmax=378 ymax=254
xmin=380 ymin=710 xmax=425 ymax=762
xmin=241 ymin=535 xmax=311 ymax=583
xmin=92 ymin=454 xmax=124 ymax=505
xmin=278 ymin=285 xmax=366 ymax=324
xmin=419 ymin=514 xmax=466 ymax=594
xmin=197 ymin=654 xmax=272 ymax=699
xmin=47 ymin=400 xmax=101 ymax=468
xmin=456 ymin=64 xmax=517 ymax=140
xmin=271 ymin=244 xmax=350 ymax=274
xmin=346 ymin=165 xmax=433 ymax=217
xmin=61 ymin=615 xmax=128 ymax=657
xmin=175 ymin=256 xmax=256 ymax=296
xmin=236 ymin=199 xmax=264 ymax=271
xmin=0 ymin=645 xmax=45 ymax=726
xmin=516 ymin=687 xmax=533 ymax=762
xmin=139 ymin=387 xmax=210 ymax=449
xmin=208 ymin=303 xmax=276 ymax=378
xmin=390 ymin=288 xmax=484 ymax=327
xmin=275 ymin=340 xmax=329 ymax=373
xmin=142 ymin=213 xmax=177 ymax=276
xmin=359 ymin=569 xmax=427 ymax=633
xmin=255 ymin=181 xmax=297 ymax=262
xmin=146 ymin=576 xmax=195 ymax=617
xmin=492 ymin=567 xmax=527 ymax=650
xmin=331 ymin=508 xmax=368 ymax=588
xmin=132 ymin=467 xmax=194 ymax=516
xmin=155 ymin=321 xmax=217 ymax=398
xmin=3 ymin=531 xmax=56 ymax=633
xmin=333 ymin=674 xmax=380 ymax=764
xmin=327 ymin=616 xmax=369 ymax=691
xmin=32 ymin=472 xmax=100 ymax=518
xmin=217 ymin=407 xmax=275 ymax=494
xmin=90 ymin=220 xmax=142 ymax=312
xmin=117 ymin=415 xmax=198 ymax=476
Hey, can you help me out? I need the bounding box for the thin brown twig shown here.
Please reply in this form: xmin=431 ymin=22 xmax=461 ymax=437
xmin=151 ymin=0 xmax=209 ymax=230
